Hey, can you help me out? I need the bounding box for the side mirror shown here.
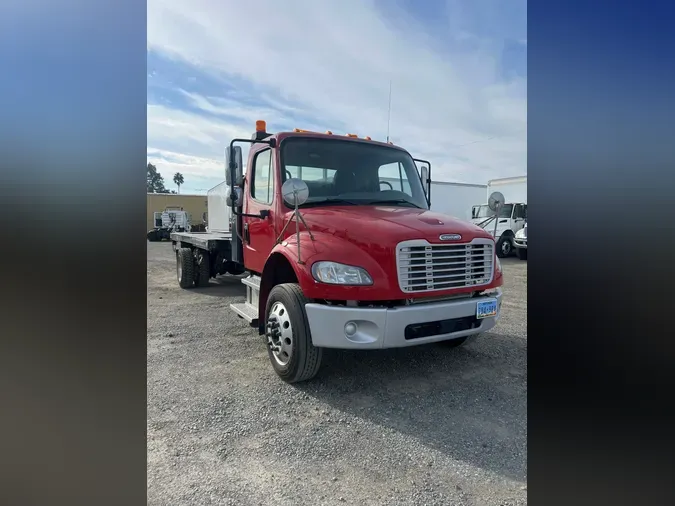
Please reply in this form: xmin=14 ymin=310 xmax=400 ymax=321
xmin=419 ymin=165 xmax=431 ymax=206
xmin=225 ymin=185 xmax=243 ymax=207
xmin=420 ymin=166 xmax=429 ymax=186
xmin=281 ymin=178 xmax=310 ymax=207
xmin=488 ymin=191 xmax=505 ymax=213
xmin=225 ymin=145 xmax=243 ymax=185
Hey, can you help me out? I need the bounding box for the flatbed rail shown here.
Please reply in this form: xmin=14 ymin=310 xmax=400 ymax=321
xmin=171 ymin=231 xmax=233 ymax=251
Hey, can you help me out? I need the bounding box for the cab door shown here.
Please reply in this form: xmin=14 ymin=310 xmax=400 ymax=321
xmin=243 ymin=147 xmax=278 ymax=273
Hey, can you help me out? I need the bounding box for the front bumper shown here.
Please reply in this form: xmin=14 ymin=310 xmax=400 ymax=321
xmin=513 ymin=237 xmax=527 ymax=249
xmin=305 ymin=289 xmax=502 ymax=349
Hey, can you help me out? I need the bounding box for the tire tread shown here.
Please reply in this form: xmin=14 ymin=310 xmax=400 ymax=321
xmin=194 ymin=250 xmax=210 ymax=287
xmin=266 ymin=283 xmax=322 ymax=383
xmin=177 ymin=248 xmax=194 ymax=289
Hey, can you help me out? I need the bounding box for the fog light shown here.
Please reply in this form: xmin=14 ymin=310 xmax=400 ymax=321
xmin=344 ymin=322 xmax=357 ymax=337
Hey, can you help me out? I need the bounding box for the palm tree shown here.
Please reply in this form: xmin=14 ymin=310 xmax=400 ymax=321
xmin=173 ymin=172 xmax=185 ymax=194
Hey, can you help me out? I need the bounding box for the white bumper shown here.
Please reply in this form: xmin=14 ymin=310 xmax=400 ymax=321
xmin=305 ymin=289 xmax=502 ymax=349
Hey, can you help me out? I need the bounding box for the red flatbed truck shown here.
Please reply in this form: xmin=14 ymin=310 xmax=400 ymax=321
xmin=171 ymin=120 xmax=504 ymax=383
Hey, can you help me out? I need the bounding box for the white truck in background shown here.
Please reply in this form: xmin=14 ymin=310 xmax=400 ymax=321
xmin=147 ymin=206 xmax=192 ymax=242
xmin=428 ymin=181 xmax=488 ymax=222
xmin=471 ymin=175 xmax=527 ymax=258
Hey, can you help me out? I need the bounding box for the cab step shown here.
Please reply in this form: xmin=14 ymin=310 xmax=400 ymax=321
xmin=230 ymin=302 xmax=258 ymax=325
xmin=229 ymin=274 xmax=261 ymax=326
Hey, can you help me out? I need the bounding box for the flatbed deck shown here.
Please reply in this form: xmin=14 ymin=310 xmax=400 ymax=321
xmin=171 ymin=231 xmax=233 ymax=251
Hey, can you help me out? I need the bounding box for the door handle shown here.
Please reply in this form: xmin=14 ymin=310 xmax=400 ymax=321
xmin=244 ymin=223 xmax=250 ymax=243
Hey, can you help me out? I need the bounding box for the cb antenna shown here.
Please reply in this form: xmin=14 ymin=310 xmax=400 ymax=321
xmin=386 ymin=80 xmax=392 ymax=143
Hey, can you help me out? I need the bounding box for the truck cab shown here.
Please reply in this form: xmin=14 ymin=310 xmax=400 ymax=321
xmin=471 ymin=202 xmax=527 ymax=257
xmin=172 ymin=120 xmax=504 ymax=383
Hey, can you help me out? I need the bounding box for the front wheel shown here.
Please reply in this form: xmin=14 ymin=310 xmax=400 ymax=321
xmin=496 ymin=235 xmax=513 ymax=258
xmin=264 ymin=283 xmax=323 ymax=383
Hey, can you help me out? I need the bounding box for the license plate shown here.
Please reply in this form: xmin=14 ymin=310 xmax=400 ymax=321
xmin=476 ymin=299 xmax=498 ymax=319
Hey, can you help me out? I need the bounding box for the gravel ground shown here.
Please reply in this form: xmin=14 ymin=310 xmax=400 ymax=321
xmin=147 ymin=242 xmax=527 ymax=506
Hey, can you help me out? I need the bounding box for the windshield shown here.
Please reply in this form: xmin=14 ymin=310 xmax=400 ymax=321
xmin=472 ymin=204 xmax=513 ymax=219
xmin=280 ymin=138 xmax=429 ymax=209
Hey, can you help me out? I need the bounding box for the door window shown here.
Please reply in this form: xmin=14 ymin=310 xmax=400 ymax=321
xmin=251 ymin=149 xmax=274 ymax=204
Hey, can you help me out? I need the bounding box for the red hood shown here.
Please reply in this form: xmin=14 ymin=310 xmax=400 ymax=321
xmin=278 ymin=205 xmax=501 ymax=301
xmin=293 ymin=205 xmax=491 ymax=246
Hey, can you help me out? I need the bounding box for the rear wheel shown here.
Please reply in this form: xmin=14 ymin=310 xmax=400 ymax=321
xmin=194 ymin=250 xmax=210 ymax=287
xmin=176 ymin=247 xmax=194 ymax=289
xmin=517 ymin=248 xmax=527 ymax=260
xmin=264 ymin=283 xmax=323 ymax=383
xmin=496 ymin=235 xmax=513 ymax=258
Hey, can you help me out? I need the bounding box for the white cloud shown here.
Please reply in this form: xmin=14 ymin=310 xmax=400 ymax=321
xmin=148 ymin=104 xmax=229 ymax=152
xmin=147 ymin=0 xmax=526 ymax=189
xmin=147 ymin=147 xmax=226 ymax=192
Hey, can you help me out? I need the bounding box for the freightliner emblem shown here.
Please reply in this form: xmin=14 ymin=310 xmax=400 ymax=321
xmin=439 ymin=234 xmax=462 ymax=241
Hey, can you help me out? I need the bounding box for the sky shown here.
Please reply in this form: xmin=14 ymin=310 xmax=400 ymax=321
xmin=147 ymin=0 xmax=527 ymax=194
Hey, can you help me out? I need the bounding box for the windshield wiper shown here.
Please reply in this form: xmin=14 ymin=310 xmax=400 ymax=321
xmin=366 ymin=199 xmax=423 ymax=209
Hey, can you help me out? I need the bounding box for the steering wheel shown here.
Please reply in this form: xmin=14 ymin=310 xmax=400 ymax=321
xmin=379 ymin=180 xmax=393 ymax=190
xmin=285 ymin=170 xmax=292 ymax=180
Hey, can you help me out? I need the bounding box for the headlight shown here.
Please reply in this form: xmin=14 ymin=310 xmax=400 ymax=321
xmin=496 ymin=257 xmax=502 ymax=272
xmin=311 ymin=261 xmax=373 ymax=285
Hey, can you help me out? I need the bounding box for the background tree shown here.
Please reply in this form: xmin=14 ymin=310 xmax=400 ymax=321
xmin=147 ymin=163 xmax=169 ymax=193
xmin=173 ymin=172 xmax=185 ymax=194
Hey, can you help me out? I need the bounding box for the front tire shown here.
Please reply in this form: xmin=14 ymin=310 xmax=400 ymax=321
xmin=517 ymin=248 xmax=527 ymax=260
xmin=176 ymin=248 xmax=194 ymax=289
xmin=496 ymin=235 xmax=513 ymax=258
xmin=264 ymin=283 xmax=323 ymax=383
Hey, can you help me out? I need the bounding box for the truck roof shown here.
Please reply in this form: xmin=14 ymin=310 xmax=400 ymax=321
xmin=256 ymin=127 xmax=410 ymax=153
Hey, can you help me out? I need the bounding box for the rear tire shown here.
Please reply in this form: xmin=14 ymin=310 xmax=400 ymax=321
xmin=517 ymin=248 xmax=527 ymax=260
xmin=264 ymin=283 xmax=323 ymax=383
xmin=194 ymin=250 xmax=210 ymax=287
xmin=177 ymin=248 xmax=194 ymax=289
xmin=496 ymin=235 xmax=513 ymax=258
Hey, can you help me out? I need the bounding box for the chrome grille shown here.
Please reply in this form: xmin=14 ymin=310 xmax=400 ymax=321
xmin=397 ymin=240 xmax=494 ymax=293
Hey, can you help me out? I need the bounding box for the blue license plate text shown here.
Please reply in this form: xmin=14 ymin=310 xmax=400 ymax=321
xmin=476 ymin=299 xmax=498 ymax=319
